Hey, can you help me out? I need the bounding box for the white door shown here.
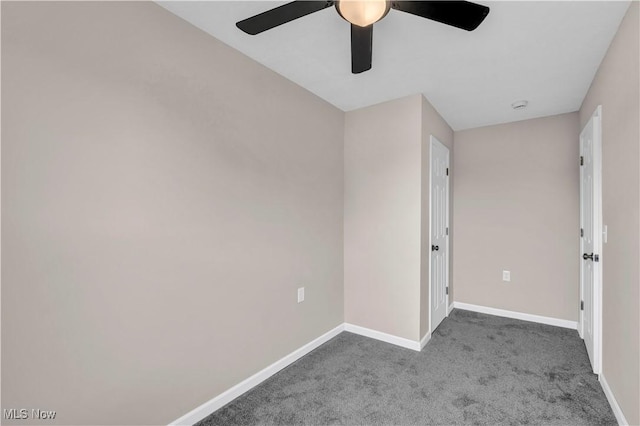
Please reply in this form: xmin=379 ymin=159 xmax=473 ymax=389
xmin=430 ymin=136 xmax=450 ymax=332
xmin=579 ymin=106 xmax=602 ymax=374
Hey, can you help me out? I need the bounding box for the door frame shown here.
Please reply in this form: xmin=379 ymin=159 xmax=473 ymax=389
xmin=429 ymin=135 xmax=450 ymax=333
xmin=579 ymin=105 xmax=603 ymax=375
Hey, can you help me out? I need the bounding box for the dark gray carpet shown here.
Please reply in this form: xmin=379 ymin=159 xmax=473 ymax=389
xmin=197 ymin=309 xmax=616 ymax=425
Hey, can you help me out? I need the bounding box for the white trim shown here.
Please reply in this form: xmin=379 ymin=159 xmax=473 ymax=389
xmin=344 ymin=323 xmax=421 ymax=351
xmin=169 ymin=310 xmax=591 ymax=426
xmin=594 ymin=105 xmax=604 ymax=374
xmin=447 ymin=303 xmax=454 ymax=315
xmin=579 ymin=114 xmax=585 ymax=340
xmin=420 ymin=332 xmax=431 ymax=350
xmin=599 ymin=374 xmax=629 ymax=425
xmin=169 ymin=324 xmax=344 ymax=426
xmin=170 ymin=322 xmax=426 ymax=425
xmin=453 ymin=302 xmax=577 ymax=330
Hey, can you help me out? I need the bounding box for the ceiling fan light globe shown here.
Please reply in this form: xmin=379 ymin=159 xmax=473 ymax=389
xmin=337 ymin=0 xmax=390 ymax=27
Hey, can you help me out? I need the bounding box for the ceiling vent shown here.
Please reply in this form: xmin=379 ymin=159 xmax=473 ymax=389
xmin=511 ymin=100 xmax=529 ymax=110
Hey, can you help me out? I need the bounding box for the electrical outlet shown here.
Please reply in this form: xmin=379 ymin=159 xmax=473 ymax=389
xmin=297 ymin=287 xmax=305 ymax=303
xmin=502 ymin=270 xmax=511 ymax=282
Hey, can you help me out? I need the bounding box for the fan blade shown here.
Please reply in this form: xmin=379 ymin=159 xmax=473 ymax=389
xmin=351 ymin=24 xmax=373 ymax=74
xmin=391 ymin=1 xmax=489 ymax=31
xmin=236 ymin=1 xmax=333 ymax=35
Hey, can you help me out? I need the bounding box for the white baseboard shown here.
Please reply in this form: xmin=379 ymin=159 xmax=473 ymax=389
xmin=169 ymin=324 xmax=344 ymax=426
xmin=453 ymin=302 xmax=578 ymax=330
xmin=447 ymin=303 xmax=454 ymax=315
xmin=344 ymin=323 xmax=421 ymax=351
xmin=600 ymin=374 xmax=629 ymax=425
xmin=420 ymin=332 xmax=431 ymax=350
xmin=173 ymin=306 xmax=581 ymax=425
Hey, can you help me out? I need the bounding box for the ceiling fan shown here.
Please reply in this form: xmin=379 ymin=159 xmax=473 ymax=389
xmin=236 ymin=1 xmax=490 ymax=74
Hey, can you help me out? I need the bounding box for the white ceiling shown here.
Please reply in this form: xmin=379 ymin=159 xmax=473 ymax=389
xmin=158 ymin=1 xmax=630 ymax=130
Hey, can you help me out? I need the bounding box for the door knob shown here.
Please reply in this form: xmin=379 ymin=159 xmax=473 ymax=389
xmin=432 ymin=245 xmax=439 ymax=251
xmin=583 ymin=253 xmax=594 ymax=260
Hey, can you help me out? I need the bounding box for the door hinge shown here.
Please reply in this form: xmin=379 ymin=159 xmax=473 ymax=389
xmin=580 ymin=156 xmax=584 ymax=166
xmin=446 ymin=227 xmax=449 ymax=236
xmin=446 ymin=168 xmax=449 ymax=176
xmin=446 ymin=287 xmax=449 ymax=295
xmin=580 ymin=228 xmax=584 ymax=237
xmin=581 ymin=301 xmax=584 ymax=311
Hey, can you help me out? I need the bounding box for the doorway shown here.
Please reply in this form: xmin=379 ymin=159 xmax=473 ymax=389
xmin=579 ymin=105 xmax=602 ymax=375
xmin=430 ymin=135 xmax=450 ymax=333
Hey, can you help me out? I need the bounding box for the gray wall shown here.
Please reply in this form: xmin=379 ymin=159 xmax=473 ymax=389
xmin=579 ymin=2 xmax=639 ymax=424
xmin=1 ymin=2 xmax=344 ymax=425
xmin=344 ymin=95 xmax=422 ymax=341
xmin=453 ymin=113 xmax=580 ymax=321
